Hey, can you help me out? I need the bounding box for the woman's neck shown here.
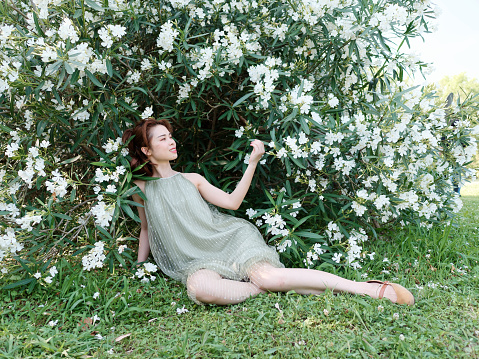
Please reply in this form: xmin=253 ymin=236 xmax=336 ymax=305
xmin=151 ymin=162 xmax=177 ymax=178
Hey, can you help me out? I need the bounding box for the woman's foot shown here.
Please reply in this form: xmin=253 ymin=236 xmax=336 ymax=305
xmin=367 ymin=280 xmax=415 ymax=306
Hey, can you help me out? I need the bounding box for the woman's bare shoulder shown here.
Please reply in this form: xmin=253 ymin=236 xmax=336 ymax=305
xmin=132 ymin=180 xmax=146 ymax=196
xmin=180 ymin=172 xmax=203 ymax=187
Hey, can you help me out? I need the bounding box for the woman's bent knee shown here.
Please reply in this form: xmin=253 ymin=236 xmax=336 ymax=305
xmin=186 ymin=269 xmax=221 ymax=304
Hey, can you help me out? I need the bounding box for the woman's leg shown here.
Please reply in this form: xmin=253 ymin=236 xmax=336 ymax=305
xmin=248 ymin=263 xmax=398 ymax=302
xmin=186 ymin=269 xmax=265 ymax=305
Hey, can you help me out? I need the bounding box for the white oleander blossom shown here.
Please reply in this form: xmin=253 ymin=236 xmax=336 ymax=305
xmin=90 ymin=201 xmax=115 ymax=228
xmin=45 ymin=170 xmax=69 ymax=198
xmin=0 ymin=228 xmax=23 ymax=272
xmin=82 ymin=241 xmax=106 ymax=271
xmin=135 ymin=262 xmax=158 ymax=283
xmin=157 ymin=21 xmax=179 ymax=53
xmin=15 ymin=212 xmax=43 ymax=232
xmin=277 ymin=239 xmax=292 ymax=253
xmin=102 ymin=137 xmax=123 ymax=154
xmin=262 ymin=212 xmax=288 ymax=236
xmin=98 ymin=24 xmax=127 ymax=48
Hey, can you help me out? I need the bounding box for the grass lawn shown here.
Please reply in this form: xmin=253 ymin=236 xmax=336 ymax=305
xmin=1 ymin=186 xmax=478 ymax=358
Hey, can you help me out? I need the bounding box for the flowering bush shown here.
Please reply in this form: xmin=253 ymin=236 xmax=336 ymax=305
xmin=1 ymin=0 xmax=478 ymax=289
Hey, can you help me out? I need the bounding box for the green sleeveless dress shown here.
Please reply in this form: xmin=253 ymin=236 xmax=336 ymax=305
xmin=144 ymin=173 xmax=284 ymax=290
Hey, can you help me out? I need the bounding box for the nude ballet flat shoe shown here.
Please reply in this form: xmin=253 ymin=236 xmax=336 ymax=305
xmin=367 ymin=280 xmax=415 ymax=306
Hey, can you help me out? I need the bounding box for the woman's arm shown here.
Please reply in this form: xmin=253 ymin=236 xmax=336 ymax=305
xmin=132 ymin=181 xmax=150 ymax=262
xmin=190 ymin=140 xmax=265 ymax=210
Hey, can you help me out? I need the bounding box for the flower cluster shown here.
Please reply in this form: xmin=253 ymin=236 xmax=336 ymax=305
xmin=102 ymin=137 xmax=127 ymax=155
xmin=99 ymin=25 xmax=127 ymax=48
xmin=0 ymin=228 xmax=23 ymax=274
xmin=82 ymin=241 xmax=106 ymax=271
xmin=157 ymin=21 xmax=179 ymax=54
xmin=33 ymin=265 xmax=58 ymax=284
xmin=90 ymin=201 xmax=115 ymax=228
xmin=134 ymin=262 xmax=158 ymax=283
xmin=45 ymin=170 xmax=70 ymax=198
xmin=247 ymin=58 xmax=282 ymax=108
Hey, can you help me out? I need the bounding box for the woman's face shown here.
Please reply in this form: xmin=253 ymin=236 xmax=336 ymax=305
xmin=142 ymin=124 xmax=177 ymax=163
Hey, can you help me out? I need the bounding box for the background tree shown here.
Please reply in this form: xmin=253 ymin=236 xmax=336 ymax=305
xmin=435 ymin=72 xmax=479 ymax=103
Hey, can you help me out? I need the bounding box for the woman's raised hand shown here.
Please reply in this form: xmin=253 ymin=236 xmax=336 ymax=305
xmin=249 ymin=139 xmax=265 ymax=165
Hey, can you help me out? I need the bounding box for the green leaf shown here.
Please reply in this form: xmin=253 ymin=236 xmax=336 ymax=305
xmin=64 ymin=62 xmax=74 ymax=74
xmin=52 ymin=213 xmax=73 ymax=220
xmin=85 ymin=69 xmax=103 ymax=88
xmin=60 ymin=155 xmax=82 ymax=165
xmin=73 ymin=8 xmax=83 ymax=18
xmin=121 ymin=203 xmax=140 ymax=222
xmin=85 ymin=0 xmax=104 ymax=11
xmin=232 ymin=92 xmax=254 ymax=107
xmin=32 ymin=11 xmax=45 ymax=37
xmin=36 ymin=120 xmax=48 ymax=137
xmin=295 ymin=231 xmax=323 ymax=239
xmin=0 ymin=123 xmax=13 ymax=133
xmin=106 ymin=59 xmax=113 ymax=77
xmin=96 ymin=225 xmax=113 ymax=239
xmin=91 ymin=161 xmax=112 ymax=167
xmin=289 ymin=154 xmax=306 ymax=169
xmin=3 ymin=278 xmax=35 ymax=290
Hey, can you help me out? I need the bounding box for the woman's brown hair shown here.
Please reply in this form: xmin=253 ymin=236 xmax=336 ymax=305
xmin=122 ymin=118 xmax=173 ymax=176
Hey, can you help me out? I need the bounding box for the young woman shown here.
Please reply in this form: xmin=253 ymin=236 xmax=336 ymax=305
xmin=123 ymin=118 xmax=415 ymax=306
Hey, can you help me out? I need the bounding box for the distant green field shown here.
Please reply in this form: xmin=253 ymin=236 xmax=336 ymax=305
xmin=462 ymin=180 xmax=479 ymax=197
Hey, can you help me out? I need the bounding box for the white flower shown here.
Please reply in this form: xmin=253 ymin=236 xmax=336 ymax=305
xmin=82 ymin=241 xmax=106 ymax=271
xmin=374 ymin=195 xmax=390 ymax=210
xmin=49 ymin=266 xmax=58 ymax=277
xmin=352 ymin=201 xmax=367 ymax=216
xmin=58 ymin=18 xmax=79 ymax=43
xmin=109 ymin=25 xmax=126 ymax=38
xmin=144 ymin=262 xmax=158 ymax=273
xmin=48 ymin=320 xmax=58 ymax=327
xmin=277 ymin=239 xmax=292 ymax=253
xmin=235 ymin=126 xmax=244 ymax=138
xmin=399 ymin=334 xmax=405 ymax=341
xmin=141 ymin=106 xmax=154 ymax=119
xmin=105 ymin=185 xmax=117 ymax=193
xmin=157 ymin=21 xmax=179 ymax=53
xmin=328 ymin=94 xmax=339 ymax=107
xmin=393 ymin=312 xmax=399 ymax=320
xmin=93 ymin=292 xmax=100 ymax=299
xmin=332 ymin=253 xmax=342 ymax=263
xmin=141 ymin=58 xmax=153 ymax=71
xmin=90 ymin=202 xmax=115 ymax=228
xmin=33 ymin=272 xmax=41 ymax=279
xmin=246 ymin=208 xmax=257 ymax=219
xmin=177 ymin=305 xmax=189 ymax=314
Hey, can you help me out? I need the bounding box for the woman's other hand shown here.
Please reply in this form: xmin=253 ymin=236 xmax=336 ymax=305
xmin=249 ymin=139 xmax=265 ymax=165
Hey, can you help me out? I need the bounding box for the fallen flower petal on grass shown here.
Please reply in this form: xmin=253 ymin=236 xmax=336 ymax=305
xmin=115 ymin=333 xmax=131 ymax=342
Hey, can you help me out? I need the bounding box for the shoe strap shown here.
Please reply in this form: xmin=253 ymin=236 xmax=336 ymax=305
xmin=378 ymin=281 xmax=391 ymax=299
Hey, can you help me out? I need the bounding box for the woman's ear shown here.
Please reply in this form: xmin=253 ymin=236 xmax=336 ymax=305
xmin=141 ymin=147 xmax=150 ymax=156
